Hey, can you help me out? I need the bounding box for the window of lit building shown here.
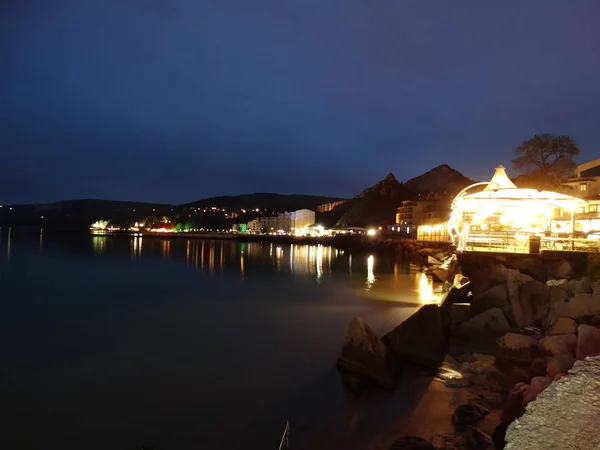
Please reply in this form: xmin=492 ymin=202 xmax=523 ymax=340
xmin=580 ymin=183 xmax=588 ymax=192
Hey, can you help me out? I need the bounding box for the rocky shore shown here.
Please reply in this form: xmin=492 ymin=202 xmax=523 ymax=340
xmin=336 ymin=251 xmax=600 ymax=449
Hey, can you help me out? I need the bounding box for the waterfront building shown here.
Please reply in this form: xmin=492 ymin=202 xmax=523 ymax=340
xmin=445 ymin=165 xmax=590 ymax=252
xmin=395 ymin=196 xmax=450 ymax=237
xmin=560 ymin=158 xmax=600 ymax=211
xmin=247 ymin=219 xmax=261 ymax=234
xmin=286 ymin=209 xmax=316 ymax=233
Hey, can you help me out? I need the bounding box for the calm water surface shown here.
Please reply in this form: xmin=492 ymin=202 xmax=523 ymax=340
xmin=0 ymin=230 xmax=442 ymax=450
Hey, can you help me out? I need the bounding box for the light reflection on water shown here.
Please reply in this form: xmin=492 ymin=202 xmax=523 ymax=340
xmin=2 ymin=232 xmax=443 ymax=306
xmin=0 ymin=232 xmax=445 ymax=449
xmin=85 ymin=237 xmax=443 ymax=304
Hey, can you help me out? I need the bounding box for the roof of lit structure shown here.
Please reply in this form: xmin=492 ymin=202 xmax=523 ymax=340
xmin=456 ymin=165 xmax=588 ymax=210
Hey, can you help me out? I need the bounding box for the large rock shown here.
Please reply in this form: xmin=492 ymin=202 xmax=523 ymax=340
xmin=454 ymin=307 xmax=511 ymax=336
xmin=557 ymin=293 xmax=600 ymax=319
xmin=547 ymin=316 xmax=577 ymax=335
xmin=547 ymin=259 xmax=573 ymax=280
xmin=441 ymin=284 xmax=470 ymax=307
xmin=576 ymin=324 xmax=600 ymax=361
xmin=510 ymin=279 xmax=568 ymax=329
xmin=538 ymin=334 xmax=577 ymax=356
xmin=593 ymin=281 xmax=600 ymax=295
xmin=484 ymin=367 xmax=508 ymax=392
xmin=509 ymin=256 xmax=546 ymax=280
xmin=382 ymin=305 xmax=447 ymax=371
xmin=495 ymin=333 xmax=539 ymax=364
xmin=546 ymin=354 xmax=575 ymax=378
xmin=431 ymin=268 xmax=448 ymax=283
xmin=522 ymin=376 xmax=552 ymax=406
xmin=529 ymin=356 xmax=551 ymax=377
xmin=565 ymin=277 xmax=593 ymax=295
xmin=505 ymin=357 xmax=600 ymax=449
xmin=465 ymin=426 xmax=493 ymax=450
xmin=452 ymin=403 xmax=489 ymax=432
xmin=501 ymin=382 xmax=529 ymax=422
xmin=388 ymin=436 xmax=437 ymax=450
xmin=336 ymin=317 xmax=396 ymax=390
xmin=469 ymin=284 xmax=509 ymax=315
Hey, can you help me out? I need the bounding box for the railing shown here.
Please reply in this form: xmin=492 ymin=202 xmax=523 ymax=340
xmin=463 ymin=231 xmax=600 ymax=253
xmin=278 ymin=421 xmax=290 ymax=450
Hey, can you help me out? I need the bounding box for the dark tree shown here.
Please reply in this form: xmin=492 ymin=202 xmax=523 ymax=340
xmin=512 ymin=134 xmax=579 ymax=189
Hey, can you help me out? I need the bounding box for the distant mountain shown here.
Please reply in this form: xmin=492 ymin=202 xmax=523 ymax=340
xmin=317 ymin=165 xmax=473 ymax=228
xmin=1 ymin=194 xmax=346 ymax=228
xmin=404 ymin=164 xmax=474 ymax=195
xmin=1 ymin=199 xmax=174 ymax=228
xmin=185 ymin=193 xmax=345 ymax=211
xmin=331 ymin=173 xmax=411 ymax=228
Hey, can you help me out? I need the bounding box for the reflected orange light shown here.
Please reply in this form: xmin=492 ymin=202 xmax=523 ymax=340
xmin=418 ymin=273 xmax=437 ymax=304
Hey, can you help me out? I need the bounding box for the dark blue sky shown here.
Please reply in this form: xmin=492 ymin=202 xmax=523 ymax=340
xmin=2 ymin=1 xmax=600 ymax=204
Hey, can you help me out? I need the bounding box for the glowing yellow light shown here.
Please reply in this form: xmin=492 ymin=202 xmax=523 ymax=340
xmin=90 ymin=220 xmax=109 ymax=230
xmin=418 ymin=273 xmax=435 ymax=304
xmin=366 ymin=255 xmax=375 ymax=289
xmin=367 ymin=229 xmax=377 ymax=236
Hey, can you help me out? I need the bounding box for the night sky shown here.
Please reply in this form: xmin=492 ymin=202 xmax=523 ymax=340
xmin=2 ymin=1 xmax=600 ymax=204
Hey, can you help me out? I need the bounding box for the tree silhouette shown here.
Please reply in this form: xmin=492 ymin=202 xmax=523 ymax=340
xmin=512 ymin=134 xmax=579 ymax=189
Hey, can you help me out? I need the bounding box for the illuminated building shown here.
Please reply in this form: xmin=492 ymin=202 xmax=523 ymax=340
xmin=247 ymin=219 xmax=260 ymax=234
xmin=286 ymin=209 xmax=315 ymax=233
xmin=395 ymin=196 xmax=450 ymax=236
xmin=446 ymin=165 xmax=590 ymax=252
xmin=560 ymin=158 xmax=600 ymax=213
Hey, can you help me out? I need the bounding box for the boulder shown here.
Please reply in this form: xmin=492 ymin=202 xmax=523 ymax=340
xmin=510 ymin=279 xmax=568 ymax=329
xmin=547 ymin=317 xmax=577 ymax=335
xmin=428 ymin=255 xmax=442 ymax=265
xmin=492 ymin=421 xmax=511 ymax=450
xmin=546 ymin=354 xmax=575 ymax=378
xmin=557 ymin=293 xmax=600 ymax=319
xmin=483 ymin=367 xmax=508 ymax=392
xmin=522 ymin=376 xmax=552 ymax=406
xmin=505 ymin=357 xmax=600 ymax=450
xmin=441 ymin=284 xmax=470 ymax=307
xmin=495 ymin=333 xmax=539 ymax=364
xmin=388 ymin=436 xmax=437 ymax=450
xmin=508 ymin=366 xmax=532 ymax=388
xmin=529 ymin=356 xmax=551 ymax=377
xmin=336 ymin=317 xmax=396 ymax=390
xmin=440 ymin=303 xmax=471 ymax=332
xmin=593 ymin=281 xmax=600 ymax=295
xmin=452 ymin=403 xmax=489 ymax=432
xmin=501 ymin=382 xmax=529 ymax=422
xmin=469 ymin=284 xmax=509 ymax=315
xmin=547 ymin=259 xmax=573 ymax=280
xmin=339 ymin=371 xmax=368 ymax=394
xmin=465 ymin=426 xmax=493 ymax=450
xmin=565 ymin=277 xmax=594 ymax=295
xmin=538 ymin=334 xmax=577 ymax=356
xmin=576 ymin=324 xmax=600 ymax=360
xmin=455 ymin=308 xmax=511 ymax=336
xmin=553 ymin=372 xmax=565 ymax=381
xmin=382 ymin=305 xmax=447 ymax=371
xmin=431 ymin=268 xmax=448 ymax=283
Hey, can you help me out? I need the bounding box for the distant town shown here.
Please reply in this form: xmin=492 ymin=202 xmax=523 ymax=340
xmin=2 ymin=147 xmax=600 ymax=253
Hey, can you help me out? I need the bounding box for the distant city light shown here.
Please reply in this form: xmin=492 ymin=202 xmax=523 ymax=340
xmin=367 ymin=229 xmax=377 ymax=236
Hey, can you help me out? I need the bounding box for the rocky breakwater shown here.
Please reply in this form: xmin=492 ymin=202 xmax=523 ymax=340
xmin=360 ymin=253 xmax=600 ymax=449
xmin=337 ymin=305 xmax=448 ymax=394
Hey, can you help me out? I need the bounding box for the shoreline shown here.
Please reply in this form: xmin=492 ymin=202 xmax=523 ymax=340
xmin=2 ymin=226 xmax=451 ymax=260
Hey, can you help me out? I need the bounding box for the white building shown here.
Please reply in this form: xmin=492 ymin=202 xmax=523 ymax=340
xmin=286 ymin=209 xmax=316 ymax=233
